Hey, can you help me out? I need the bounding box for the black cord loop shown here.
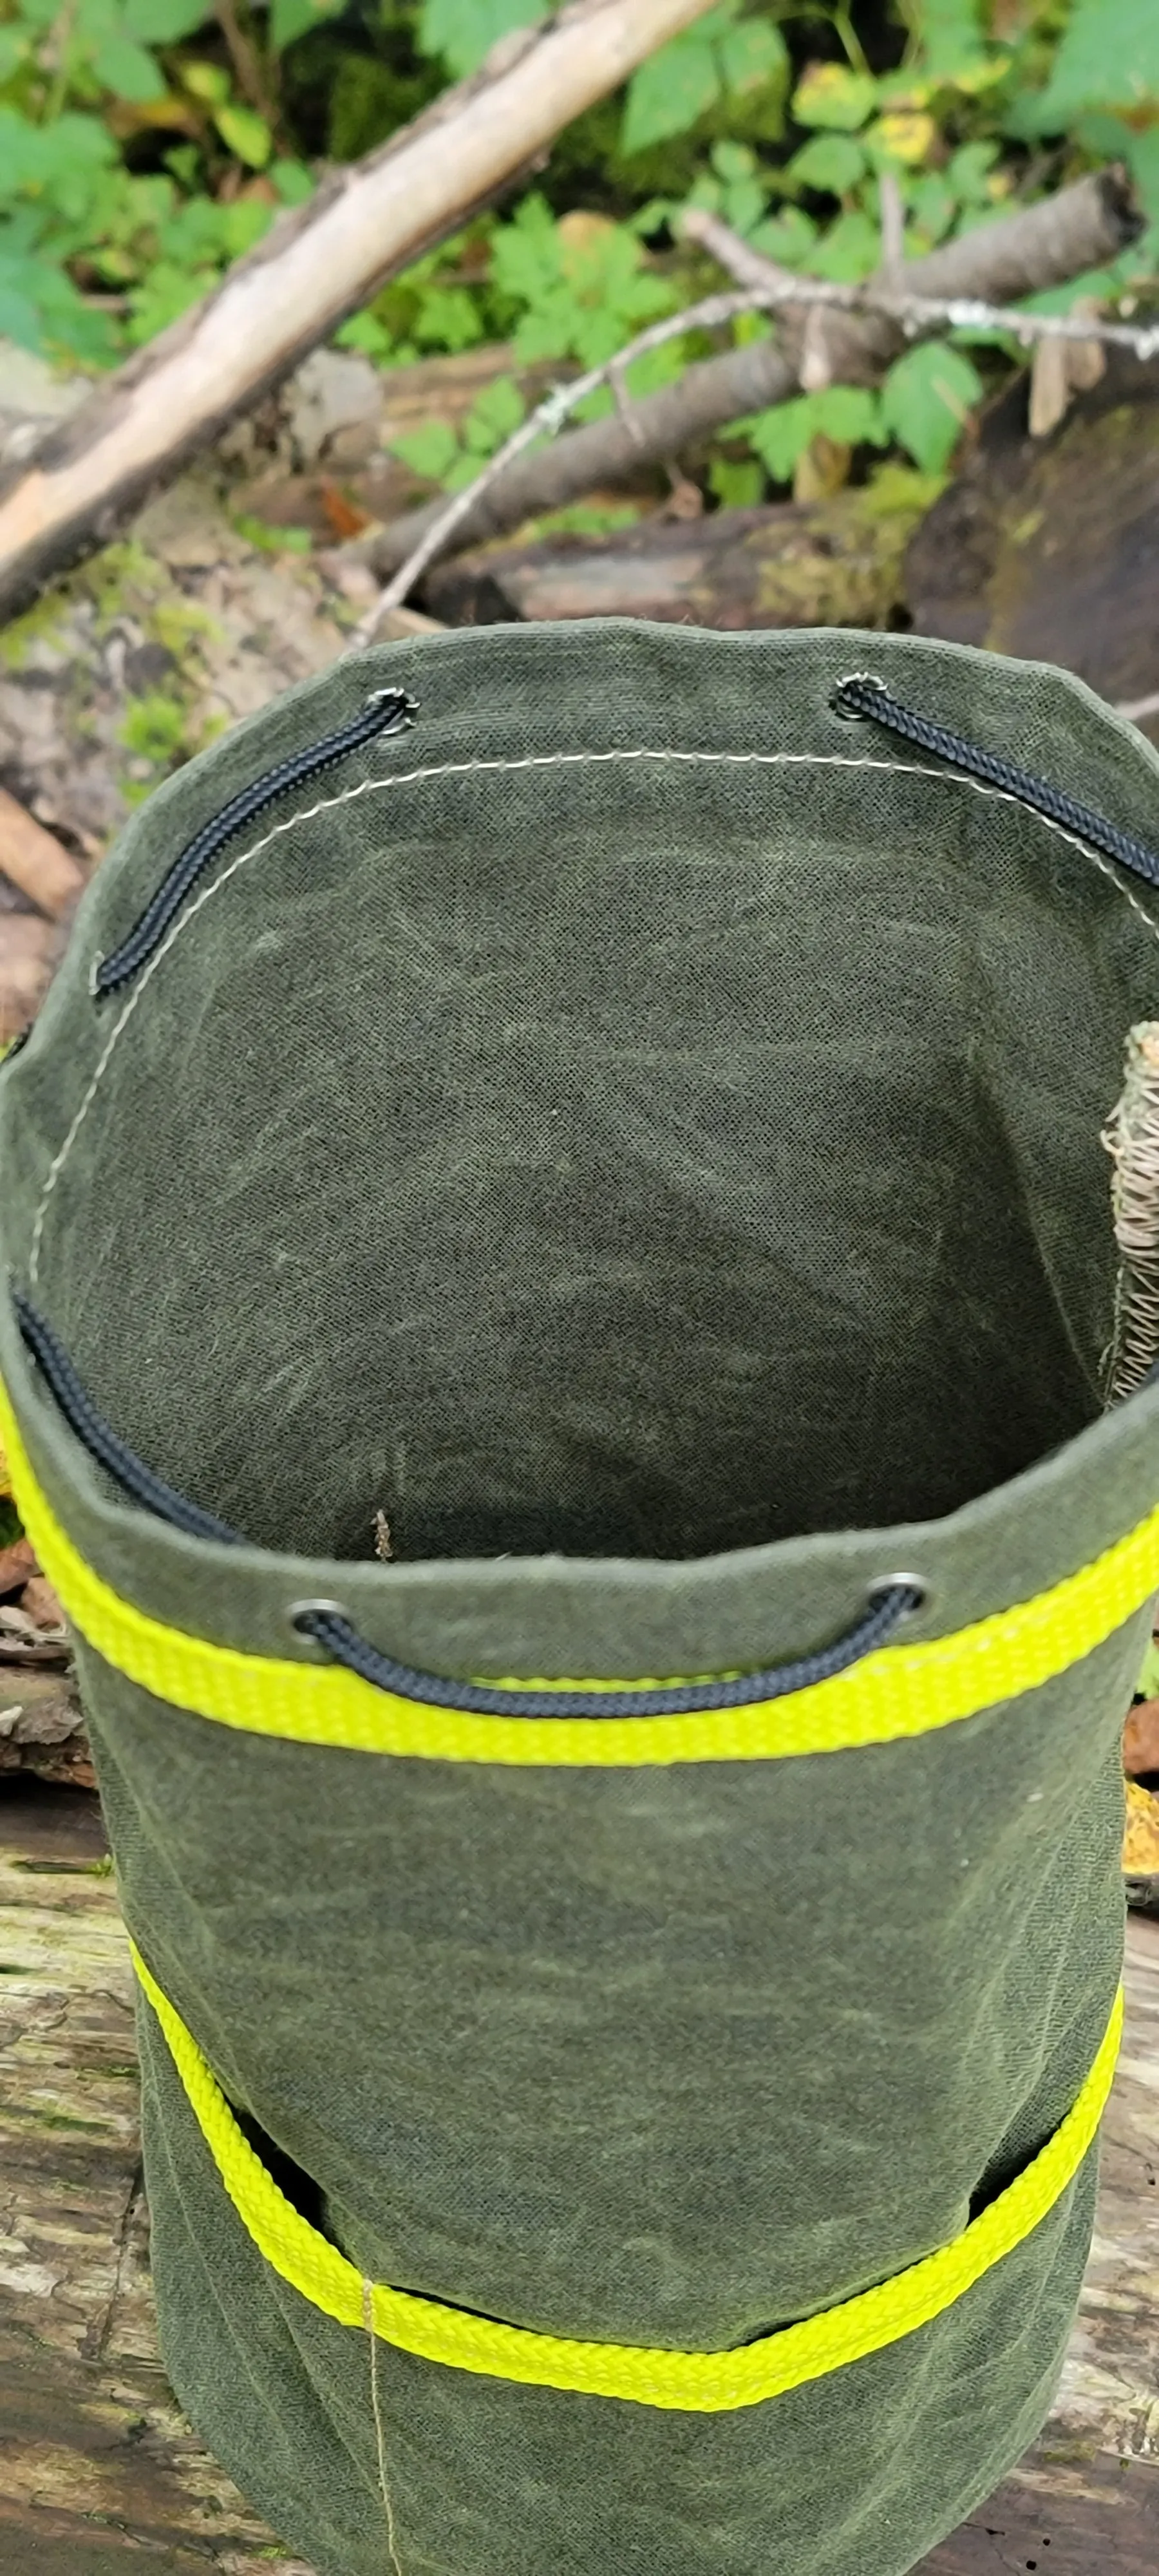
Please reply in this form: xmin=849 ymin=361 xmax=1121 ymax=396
xmin=831 ymin=674 xmax=1159 ymax=895
xmin=91 ymin=687 xmax=418 ymax=999
xmin=11 ymin=1291 xmax=920 ymax=1719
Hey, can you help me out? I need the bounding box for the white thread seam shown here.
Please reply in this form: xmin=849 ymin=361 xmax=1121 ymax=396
xmin=28 ymin=744 xmax=1159 ymax=1283
xmin=363 ymin=2275 xmax=405 ymax=2576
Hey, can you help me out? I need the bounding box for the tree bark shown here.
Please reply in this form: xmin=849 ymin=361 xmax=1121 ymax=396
xmin=357 ymin=166 xmax=1140 ymax=578
xmin=0 ymin=0 xmax=721 ymax=626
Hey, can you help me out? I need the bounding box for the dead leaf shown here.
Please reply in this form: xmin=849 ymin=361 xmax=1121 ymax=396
xmin=0 ymin=1537 xmax=38 ymax=1596
xmin=319 ymin=479 xmax=372 ymax=540
xmin=1124 ymin=1697 xmax=1159 ymax=1776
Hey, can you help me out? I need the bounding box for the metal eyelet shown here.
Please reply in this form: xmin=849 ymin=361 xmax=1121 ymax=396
xmin=868 ymin=1572 xmax=928 ymax=1616
xmin=288 ymin=1597 xmax=348 ymax=1632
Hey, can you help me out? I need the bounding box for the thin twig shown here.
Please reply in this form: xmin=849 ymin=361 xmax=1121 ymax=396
xmin=353 ymin=274 xmax=1159 ymax=636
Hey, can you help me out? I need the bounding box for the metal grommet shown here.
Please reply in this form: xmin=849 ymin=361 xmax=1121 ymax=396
xmin=288 ymin=1597 xmax=347 ymax=1632
xmin=868 ymin=1571 xmax=928 ymax=1616
xmin=831 ymin=672 xmax=886 ymax=721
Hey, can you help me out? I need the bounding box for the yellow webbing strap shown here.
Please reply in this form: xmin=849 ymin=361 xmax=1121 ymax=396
xmin=131 ymin=1942 xmax=1121 ymax=2413
xmin=4 ymin=1375 xmax=1159 ymax=1765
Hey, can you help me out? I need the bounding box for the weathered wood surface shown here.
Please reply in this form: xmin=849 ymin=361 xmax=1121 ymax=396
xmin=1 ymin=1779 xmax=1156 ymax=2573
xmin=905 ymin=348 xmax=1159 ymax=748
xmin=423 ymin=477 xmax=934 ymax=633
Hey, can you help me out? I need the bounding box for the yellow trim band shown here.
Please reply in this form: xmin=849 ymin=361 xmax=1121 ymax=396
xmin=133 ymin=1943 xmax=1120 ymax=2414
xmin=5 ymin=1376 xmax=1159 ymax=1766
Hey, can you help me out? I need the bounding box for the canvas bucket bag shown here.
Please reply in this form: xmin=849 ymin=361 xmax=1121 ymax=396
xmin=1 ymin=619 xmax=1156 ymax=2576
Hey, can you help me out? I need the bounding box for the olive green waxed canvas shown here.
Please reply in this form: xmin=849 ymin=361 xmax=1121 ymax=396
xmin=3 ymin=619 xmax=1159 ymax=2576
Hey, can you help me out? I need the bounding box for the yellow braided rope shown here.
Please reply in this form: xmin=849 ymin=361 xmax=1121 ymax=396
xmin=132 ymin=1944 xmax=1120 ymax=2412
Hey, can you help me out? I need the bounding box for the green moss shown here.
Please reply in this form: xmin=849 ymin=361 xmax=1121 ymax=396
xmin=853 ymin=464 xmax=948 ymax=522
xmin=0 ymin=591 xmax=70 ymax=670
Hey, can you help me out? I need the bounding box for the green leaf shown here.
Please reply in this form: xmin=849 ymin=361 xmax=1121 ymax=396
xmin=719 ymin=17 xmax=788 ymax=100
xmin=123 ymin=0 xmax=212 ymax=37
xmin=182 ymin=58 xmax=229 ymax=102
xmin=0 ymin=272 xmax=44 ymax=352
xmin=786 ymin=134 xmax=865 ymax=196
xmin=791 ymin=62 xmax=877 ymax=131
xmin=805 ymin=208 xmax=880 ymax=283
xmin=1035 ymin=0 xmax=1159 ymax=125
xmin=879 ymin=341 xmax=983 ymax=473
xmin=335 ymin=310 xmax=393 ymax=357
xmin=417 ymin=0 xmax=546 ymax=79
xmin=708 ymin=455 xmax=764 ymax=507
xmin=267 ymin=0 xmax=348 ymax=43
xmin=270 ymin=157 xmax=314 ymax=207
xmin=747 ymin=205 xmax=818 ymax=265
xmin=914 ymin=0 xmax=983 ymax=81
xmin=214 ymin=103 xmax=272 ymax=168
xmin=742 ymin=396 xmax=817 ymax=480
xmin=621 ymin=28 xmax=719 ymax=155
xmin=232 ymin=514 xmax=312 ymax=553
xmin=463 ymin=371 xmax=525 ymax=450
xmin=945 ymin=140 xmax=999 ymax=202
xmin=810 ymin=384 xmax=884 ymax=446
xmin=411 ymin=283 xmax=484 ymax=352
xmin=390 ymin=418 xmax=461 ymax=480
xmin=92 ymin=32 xmax=166 ymax=100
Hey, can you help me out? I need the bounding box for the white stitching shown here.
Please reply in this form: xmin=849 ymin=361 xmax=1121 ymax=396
xmin=362 ymin=2276 xmax=405 ymax=2576
xmin=28 ymin=745 xmax=1159 ymax=1283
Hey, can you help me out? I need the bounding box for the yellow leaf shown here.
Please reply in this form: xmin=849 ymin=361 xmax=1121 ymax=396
xmin=867 ymin=110 xmax=936 ymax=167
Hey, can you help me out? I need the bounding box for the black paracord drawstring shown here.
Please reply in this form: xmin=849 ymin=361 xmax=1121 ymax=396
xmin=91 ymin=687 xmax=419 ymax=999
xmin=831 ymin=675 xmax=1159 ymax=893
xmin=12 ymin=1291 xmax=921 ymax=1718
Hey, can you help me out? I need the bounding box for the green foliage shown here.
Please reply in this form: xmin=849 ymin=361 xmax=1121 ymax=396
xmin=1 ymin=2 xmax=1158 ymax=526
xmin=232 ymin=512 xmax=313 ymax=549
xmin=270 ymin=0 xmax=344 ymax=50
xmin=418 ymin=0 xmax=546 ymax=79
xmin=490 ymin=198 xmax=674 ymax=366
xmin=743 ymin=384 xmax=885 ymax=480
xmin=391 ymin=369 xmax=525 ymax=489
xmin=621 ymin=3 xmax=788 ymax=156
xmin=1033 ymin=0 xmax=1159 ymax=126
xmin=878 ymin=340 xmax=985 ymax=472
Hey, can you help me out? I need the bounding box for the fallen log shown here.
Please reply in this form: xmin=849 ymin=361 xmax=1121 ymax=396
xmin=356 ymin=167 xmax=1141 ymax=580
xmin=423 ymin=477 xmax=932 ymax=629
xmin=0 ymin=0 xmax=719 ymax=626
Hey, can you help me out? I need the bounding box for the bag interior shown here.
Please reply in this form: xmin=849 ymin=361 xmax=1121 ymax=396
xmin=28 ymin=745 xmax=1155 ymax=1562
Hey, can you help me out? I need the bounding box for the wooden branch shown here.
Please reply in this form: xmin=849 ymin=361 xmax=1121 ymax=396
xmin=0 ymin=0 xmax=721 ymax=626
xmin=0 ymin=789 xmax=84 ymax=920
xmin=354 ymin=166 xmax=1142 ymax=585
